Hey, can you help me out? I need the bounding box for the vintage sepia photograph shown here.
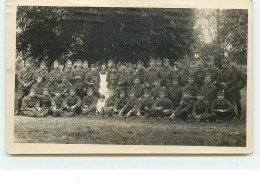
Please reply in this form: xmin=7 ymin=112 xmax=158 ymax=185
xmin=6 ymin=0 xmax=253 ymax=154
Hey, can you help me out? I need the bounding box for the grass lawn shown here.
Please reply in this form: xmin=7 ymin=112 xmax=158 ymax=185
xmin=14 ymin=88 xmax=247 ymax=146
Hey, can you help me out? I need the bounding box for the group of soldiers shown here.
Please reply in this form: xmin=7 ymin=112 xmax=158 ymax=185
xmin=14 ymin=56 xmax=246 ymax=122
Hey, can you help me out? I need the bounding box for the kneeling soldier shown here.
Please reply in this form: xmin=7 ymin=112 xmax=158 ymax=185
xmin=81 ymin=87 xmax=98 ymax=115
xmin=19 ymin=89 xmax=41 ymax=117
xmin=208 ymin=91 xmax=236 ymax=122
xmin=52 ymin=89 xmax=65 ymax=117
xmin=170 ymin=92 xmax=195 ymax=121
xmin=135 ymin=89 xmax=155 ymax=117
xmin=152 ymin=88 xmax=173 ymax=118
xmin=188 ymin=91 xmax=210 ymax=122
xmin=62 ymin=87 xmax=81 ymax=117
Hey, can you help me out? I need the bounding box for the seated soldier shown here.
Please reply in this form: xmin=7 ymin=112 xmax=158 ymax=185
xmin=167 ymin=78 xmax=183 ymax=110
xmin=169 ymin=91 xmax=195 ymax=121
xmin=208 ymin=91 xmax=236 ymax=122
xmin=102 ymin=89 xmax=118 ymax=116
xmin=56 ymin=75 xmax=72 ymax=98
xmin=81 ymin=87 xmax=98 ymax=115
xmin=19 ymin=89 xmax=41 ymax=117
xmin=38 ymin=87 xmax=56 ymax=117
xmin=30 ymin=76 xmax=45 ymax=98
xmin=135 ymin=89 xmax=155 ymax=117
xmin=52 ymin=89 xmax=65 ymax=117
xmin=114 ymin=89 xmax=127 ymax=115
xmin=45 ymin=73 xmax=59 ymax=97
xmin=182 ymin=74 xmax=198 ymax=100
xmin=62 ymin=87 xmax=81 ymax=117
xmin=188 ymin=91 xmax=210 ymax=122
xmin=118 ymin=92 xmax=138 ymax=117
xmin=151 ymin=88 xmax=173 ymax=118
xmin=129 ymin=77 xmax=144 ymax=99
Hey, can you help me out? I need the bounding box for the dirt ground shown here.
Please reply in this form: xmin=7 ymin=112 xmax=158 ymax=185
xmin=14 ymin=88 xmax=247 ymax=146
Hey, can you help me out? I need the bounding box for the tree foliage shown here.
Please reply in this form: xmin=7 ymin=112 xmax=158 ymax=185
xmin=16 ymin=6 xmax=196 ymax=68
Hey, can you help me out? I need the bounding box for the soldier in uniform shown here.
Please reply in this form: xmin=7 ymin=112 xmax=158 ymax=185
xmin=182 ymin=74 xmax=199 ymax=100
xmin=70 ymin=59 xmax=85 ymax=99
xmin=205 ymin=59 xmax=219 ymax=84
xmin=49 ymin=59 xmax=62 ymax=83
xmin=145 ymin=57 xmax=160 ymax=88
xmin=126 ymin=62 xmax=136 ymax=95
xmin=15 ymin=58 xmax=36 ymax=114
xmin=161 ymin=57 xmax=175 ymax=88
xmin=200 ymin=74 xmax=218 ymax=107
xmin=85 ymin=64 xmax=100 ymax=98
xmin=81 ymin=87 xmax=98 ymax=115
xmin=52 ymin=88 xmax=65 ymax=117
xmin=151 ymin=78 xmax=165 ymax=99
xmin=167 ymin=78 xmax=183 ymax=110
xmin=177 ymin=61 xmax=190 ymax=86
xmin=194 ymin=60 xmax=207 ymax=87
xmin=62 ymin=87 xmax=81 ymax=117
xmin=134 ymin=89 xmax=155 ymax=117
xmin=135 ymin=60 xmax=146 ymax=84
xmin=208 ymin=91 xmax=236 ymax=122
xmin=82 ymin=60 xmax=89 ymax=77
xmin=169 ymin=91 xmax=195 ymax=121
xmin=30 ymin=76 xmax=45 ymax=98
xmin=188 ymin=91 xmax=210 ymax=122
xmin=217 ymin=59 xmax=236 ymax=105
xmin=56 ymin=75 xmax=72 ymax=98
xmin=129 ymin=77 xmax=144 ymax=99
xmin=151 ymin=88 xmax=173 ymax=118
xmin=230 ymin=62 xmax=246 ymax=118
xmin=117 ymin=63 xmax=128 ymax=93
xmin=114 ymin=89 xmax=127 ymax=115
xmin=63 ymin=59 xmax=73 ymax=82
xmin=19 ymin=89 xmax=41 ymax=117
xmin=156 ymin=57 xmax=163 ymax=71
xmin=118 ymin=92 xmax=138 ymax=117
xmin=106 ymin=59 xmax=115 ymax=84
xmin=38 ymin=87 xmax=56 ymax=117
xmin=102 ymin=89 xmax=118 ymax=116
xmin=45 ymin=73 xmax=59 ymax=97
xmin=34 ymin=61 xmax=49 ymax=85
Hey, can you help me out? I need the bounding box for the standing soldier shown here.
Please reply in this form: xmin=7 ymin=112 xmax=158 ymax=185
xmin=135 ymin=60 xmax=146 ymax=84
xmin=217 ymin=59 xmax=236 ymax=105
xmin=161 ymin=57 xmax=175 ymax=88
xmin=156 ymin=57 xmax=163 ymax=71
xmin=230 ymin=62 xmax=246 ymax=119
xmin=106 ymin=61 xmax=118 ymax=91
xmin=106 ymin=59 xmax=115 ymax=84
xmin=85 ymin=64 xmax=100 ymax=98
xmin=15 ymin=58 xmax=36 ymax=115
xmin=177 ymin=61 xmax=189 ymax=86
xmin=70 ymin=59 xmax=85 ymax=99
xmin=200 ymin=74 xmax=218 ymax=107
xmin=194 ymin=60 xmax=207 ymax=88
xmin=205 ymin=59 xmax=219 ymax=84
xmin=126 ymin=62 xmax=136 ymax=95
xmin=45 ymin=73 xmax=59 ymax=97
xmin=34 ymin=61 xmax=49 ymax=85
xmin=145 ymin=57 xmax=160 ymax=88
xmin=49 ymin=59 xmax=63 ymax=84
xmin=117 ymin=62 xmax=128 ymax=93
xmin=63 ymin=59 xmax=73 ymax=82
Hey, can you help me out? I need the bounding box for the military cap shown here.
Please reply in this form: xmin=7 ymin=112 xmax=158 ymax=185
xmin=53 ymin=59 xmax=59 ymax=65
xmin=55 ymin=88 xmax=62 ymax=94
xmin=149 ymin=57 xmax=156 ymax=63
xmin=217 ymin=91 xmax=224 ymax=96
xmin=159 ymin=88 xmax=166 ymax=94
xmin=90 ymin=64 xmax=96 ymax=68
xmin=108 ymin=59 xmax=114 ymax=64
xmin=70 ymin=87 xmax=76 ymax=92
xmin=40 ymin=61 xmax=47 ymax=66
xmin=83 ymin=60 xmax=88 ymax=65
xmin=119 ymin=89 xmax=126 ymax=95
xmin=156 ymin=57 xmax=162 ymax=63
xmin=65 ymin=59 xmax=72 ymax=65
xmin=144 ymin=88 xmax=151 ymax=95
xmin=36 ymin=76 xmax=43 ymax=80
xmin=25 ymin=58 xmax=33 ymax=64
xmin=43 ymin=87 xmax=49 ymax=92
xmin=75 ymin=59 xmax=82 ymax=64
xmin=162 ymin=57 xmax=169 ymax=63
xmin=188 ymin=74 xmax=195 ymax=79
xmin=87 ymin=87 xmax=93 ymax=92
xmin=128 ymin=62 xmax=134 ymax=68
xmin=137 ymin=60 xmax=143 ymax=65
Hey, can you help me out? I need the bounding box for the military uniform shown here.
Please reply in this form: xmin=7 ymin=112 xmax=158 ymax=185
xmin=84 ymin=70 xmax=100 ymax=96
xmin=49 ymin=68 xmax=63 ymax=84
xmin=70 ymin=68 xmax=85 ymax=98
xmin=20 ymin=94 xmax=40 ymax=117
xmin=15 ymin=67 xmax=36 ymax=113
xmin=106 ymin=67 xmax=118 ymax=89
xmin=151 ymin=86 xmax=168 ymax=99
xmin=62 ymin=68 xmax=73 ymax=82
xmin=34 ymin=68 xmax=49 ymax=84
xmin=194 ymin=66 xmax=207 ymax=87
xmin=52 ymin=95 xmax=64 ymax=117
xmin=217 ymin=68 xmax=236 ymax=104
xmin=30 ymin=82 xmax=45 ymax=97
xmin=62 ymin=94 xmax=81 ymax=117
xmin=117 ymin=70 xmax=128 ymax=92
xmin=189 ymin=99 xmax=210 ymax=121
xmin=134 ymin=96 xmax=155 ymax=116
xmin=56 ymin=81 xmax=72 ymax=98
xmin=167 ymin=85 xmax=183 ymax=110
xmin=200 ymin=82 xmax=218 ymax=105
xmin=145 ymin=67 xmax=160 ymax=88
xmin=103 ymin=95 xmax=117 ymax=116
xmin=205 ymin=65 xmax=219 ymax=83
xmin=129 ymin=83 xmax=144 ymax=98
xmin=114 ymin=97 xmax=127 ymax=113
xmin=209 ymin=98 xmax=236 ymax=121
xmin=81 ymin=95 xmax=98 ymax=115
xmin=182 ymin=83 xmax=199 ymax=99
xmin=177 ymin=68 xmax=189 ymax=86
xmin=135 ymin=67 xmax=146 ymax=84
xmin=160 ymin=65 xmax=175 ymax=88
xmin=126 ymin=69 xmax=136 ymax=94
xmin=173 ymin=98 xmax=195 ymax=120
xmin=120 ymin=97 xmax=139 ymax=116
xmin=152 ymin=96 xmax=173 ymax=118
xmin=38 ymin=93 xmax=56 ymax=117
xmin=45 ymin=80 xmax=58 ymax=96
